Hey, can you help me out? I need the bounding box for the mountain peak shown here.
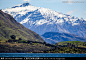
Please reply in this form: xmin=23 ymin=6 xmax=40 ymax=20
xmin=21 ymin=2 xmax=31 ymax=7
xmin=12 ymin=2 xmax=31 ymax=8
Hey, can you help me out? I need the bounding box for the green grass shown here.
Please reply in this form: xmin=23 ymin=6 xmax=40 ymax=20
xmin=58 ymin=41 xmax=84 ymax=45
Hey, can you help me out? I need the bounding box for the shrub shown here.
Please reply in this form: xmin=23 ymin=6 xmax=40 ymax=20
xmin=19 ymin=38 xmax=22 ymax=40
xmin=10 ymin=35 xmax=16 ymax=39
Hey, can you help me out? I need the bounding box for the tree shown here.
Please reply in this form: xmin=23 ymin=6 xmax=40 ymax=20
xmin=19 ymin=38 xmax=22 ymax=40
xmin=55 ymin=43 xmax=58 ymax=46
xmin=43 ymin=41 xmax=46 ymax=44
xmin=10 ymin=35 xmax=16 ymax=39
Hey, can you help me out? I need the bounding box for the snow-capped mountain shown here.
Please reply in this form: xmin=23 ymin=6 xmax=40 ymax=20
xmin=2 ymin=2 xmax=86 ymax=38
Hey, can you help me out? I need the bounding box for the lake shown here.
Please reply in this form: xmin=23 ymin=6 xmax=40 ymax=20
xmin=0 ymin=53 xmax=86 ymax=57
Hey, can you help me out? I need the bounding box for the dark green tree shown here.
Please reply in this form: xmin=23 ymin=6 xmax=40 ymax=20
xmin=19 ymin=38 xmax=22 ymax=40
xmin=10 ymin=35 xmax=16 ymax=39
xmin=43 ymin=41 xmax=46 ymax=44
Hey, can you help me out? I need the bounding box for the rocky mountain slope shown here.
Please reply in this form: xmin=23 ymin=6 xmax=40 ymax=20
xmin=2 ymin=3 xmax=86 ymax=38
xmin=0 ymin=10 xmax=44 ymax=42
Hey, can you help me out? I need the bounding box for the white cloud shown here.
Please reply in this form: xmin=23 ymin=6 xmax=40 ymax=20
xmin=24 ymin=0 xmax=31 ymax=2
xmin=66 ymin=10 xmax=78 ymax=15
xmin=81 ymin=11 xmax=86 ymax=16
xmin=84 ymin=19 xmax=86 ymax=21
xmin=84 ymin=12 xmax=86 ymax=14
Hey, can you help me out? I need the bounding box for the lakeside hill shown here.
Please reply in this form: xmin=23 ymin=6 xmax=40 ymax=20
xmin=0 ymin=39 xmax=55 ymax=53
xmin=44 ymin=41 xmax=86 ymax=53
xmin=0 ymin=39 xmax=86 ymax=53
xmin=0 ymin=10 xmax=44 ymax=42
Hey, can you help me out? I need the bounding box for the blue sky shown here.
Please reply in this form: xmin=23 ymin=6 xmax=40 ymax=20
xmin=0 ymin=0 xmax=86 ymax=19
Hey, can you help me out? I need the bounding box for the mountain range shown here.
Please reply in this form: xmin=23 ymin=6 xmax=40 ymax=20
xmin=2 ymin=2 xmax=86 ymax=38
xmin=0 ymin=10 xmax=44 ymax=42
xmin=2 ymin=2 xmax=86 ymax=44
xmin=42 ymin=32 xmax=86 ymax=44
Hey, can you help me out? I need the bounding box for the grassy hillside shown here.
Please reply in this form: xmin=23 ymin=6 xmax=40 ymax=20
xmin=58 ymin=41 xmax=86 ymax=48
xmin=0 ymin=39 xmax=55 ymax=53
xmin=0 ymin=39 xmax=86 ymax=53
xmin=43 ymin=41 xmax=86 ymax=53
xmin=0 ymin=10 xmax=44 ymax=42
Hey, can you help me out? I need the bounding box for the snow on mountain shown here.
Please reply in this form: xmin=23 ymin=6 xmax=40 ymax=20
xmin=2 ymin=2 xmax=86 ymax=38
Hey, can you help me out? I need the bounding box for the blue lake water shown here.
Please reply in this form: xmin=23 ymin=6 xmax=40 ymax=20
xmin=0 ymin=53 xmax=86 ymax=57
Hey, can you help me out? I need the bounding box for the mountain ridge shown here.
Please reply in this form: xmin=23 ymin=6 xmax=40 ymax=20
xmin=42 ymin=32 xmax=86 ymax=44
